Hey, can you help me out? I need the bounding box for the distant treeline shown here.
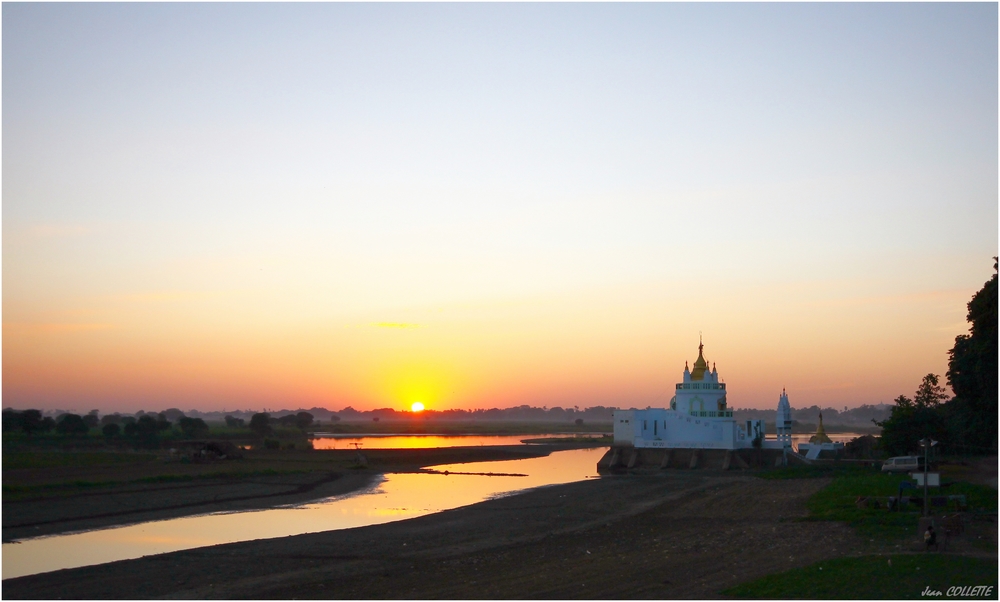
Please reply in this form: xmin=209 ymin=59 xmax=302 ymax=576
xmin=732 ymin=404 xmax=891 ymax=429
xmin=3 ymin=405 xmax=622 ymax=424
xmin=5 ymin=402 xmax=891 ymax=427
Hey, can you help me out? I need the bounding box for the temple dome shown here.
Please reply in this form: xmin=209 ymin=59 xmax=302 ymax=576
xmin=690 ymin=341 xmax=709 ymax=381
xmin=809 ymin=411 xmax=833 ymax=444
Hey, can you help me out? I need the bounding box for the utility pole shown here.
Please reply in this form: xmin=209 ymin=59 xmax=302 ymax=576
xmin=920 ymin=438 xmax=938 ymax=517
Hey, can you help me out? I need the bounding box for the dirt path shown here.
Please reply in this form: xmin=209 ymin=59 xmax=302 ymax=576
xmin=3 ymin=473 xmax=870 ymax=599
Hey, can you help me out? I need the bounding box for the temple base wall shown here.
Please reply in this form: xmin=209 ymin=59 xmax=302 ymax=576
xmin=596 ymin=446 xmax=788 ymax=472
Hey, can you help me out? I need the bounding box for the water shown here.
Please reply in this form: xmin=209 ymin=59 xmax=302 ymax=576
xmin=790 ymin=432 xmax=861 ymax=448
xmin=2 ymin=446 xmax=608 ymax=580
xmin=310 ymin=433 xmax=605 ymax=450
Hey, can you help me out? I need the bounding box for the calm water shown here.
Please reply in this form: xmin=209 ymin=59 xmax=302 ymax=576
xmin=790 ymin=432 xmax=860 ymax=447
xmin=2 ymin=446 xmax=608 ymax=580
xmin=309 ymin=433 xmax=606 ymax=450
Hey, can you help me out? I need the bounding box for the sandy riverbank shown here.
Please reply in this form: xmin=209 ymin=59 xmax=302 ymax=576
xmin=2 ymin=444 xmax=587 ymax=542
xmin=5 ymin=470 xmax=878 ymax=599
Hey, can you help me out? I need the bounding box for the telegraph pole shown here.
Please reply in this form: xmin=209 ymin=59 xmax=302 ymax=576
xmin=920 ymin=438 xmax=938 ymax=517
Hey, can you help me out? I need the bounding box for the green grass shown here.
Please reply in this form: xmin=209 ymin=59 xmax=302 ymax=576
xmin=724 ymin=554 xmax=998 ymax=599
xmin=2 ymin=468 xmax=303 ymax=496
xmin=802 ymin=470 xmax=999 ymax=539
xmin=757 ymin=464 xmax=856 ymax=480
xmin=3 ymin=451 xmax=157 ymax=470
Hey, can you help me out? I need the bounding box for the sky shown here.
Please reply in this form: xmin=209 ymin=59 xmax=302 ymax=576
xmin=3 ymin=3 xmax=997 ymax=414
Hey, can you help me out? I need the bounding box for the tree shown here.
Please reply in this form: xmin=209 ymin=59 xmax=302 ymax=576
xmin=294 ymin=412 xmax=314 ymax=430
xmin=102 ymin=423 xmax=121 ymax=440
xmin=19 ymin=409 xmax=47 ymax=436
xmin=83 ymin=411 xmax=100 ymax=429
xmin=101 ymin=413 xmax=123 ymax=426
xmin=178 ymin=417 xmax=210 ymax=439
xmin=124 ymin=414 xmax=169 ymax=449
xmin=876 ymin=378 xmax=948 ymax=457
xmin=55 ymin=413 xmax=90 ymax=436
xmin=2 ymin=409 xmax=18 ymax=432
xmin=162 ymin=408 xmax=186 ymax=422
xmin=914 ymin=374 xmax=949 ymax=408
xmin=249 ymin=413 xmax=272 ymax=438
xmin=945 ymin=259 xmax=998 ymax=453
xmin=224 ymin=415 xmax=245 ymax=428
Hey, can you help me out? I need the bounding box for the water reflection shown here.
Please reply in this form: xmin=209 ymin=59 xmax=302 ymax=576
xmin=310 ymin=433 xmax=604 ymax=450
xmin=2 ymin=447 xmax=607 ymax=580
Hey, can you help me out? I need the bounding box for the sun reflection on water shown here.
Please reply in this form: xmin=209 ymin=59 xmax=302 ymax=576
xmin=2 ymin=447 xmax=608 ymax=580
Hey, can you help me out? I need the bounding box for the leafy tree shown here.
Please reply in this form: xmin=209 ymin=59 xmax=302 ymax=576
xmin=19 ymin=409 xmax=48 ymax=436
xmin=914 ymin=373 xmax=949 ymax=408
xmin=55 ymin=413 xmax=91 ymax=436
xmin=162 ymin=408 xmax=186 ymax=422
xmin=100 ymin=413 xmax=123 ymax=426
xmin=945 ymin=259 xmax=998 ymax=453
xmin=124 ymin=414 xmax=170 ymax=449
xmin=3 ymin=409 xmax=20 ymax=432
xmin=249 ymin=413 xmax=272 ymax=438
xmin=102 ymin=423 xmax=121 ymax=440
xmin=83 ymin=411 xmax=100 ymax=429
xmin=876 ymin=375 xmax=949 ymax=456
xmin=294 ymin=412 xmax=314 ymax=430
xmin=224 ymin=415 xmax=245 ymax=428
xmin=177 ymin=417 xmax=210 ymax=439
xmin=40 ymin=417 xmax=56 ymax=433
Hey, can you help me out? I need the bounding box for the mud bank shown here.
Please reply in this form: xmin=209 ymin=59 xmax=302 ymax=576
xmin=4 ymin=473 xmax=871 ymax=599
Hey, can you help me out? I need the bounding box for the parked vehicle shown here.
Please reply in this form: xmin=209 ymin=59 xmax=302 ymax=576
xmin=881 ymin=455 xmax=926 ymax=473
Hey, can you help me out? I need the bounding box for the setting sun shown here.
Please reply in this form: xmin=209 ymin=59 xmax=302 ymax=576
xmin=410 ymin=402 xmax=425 ymax=413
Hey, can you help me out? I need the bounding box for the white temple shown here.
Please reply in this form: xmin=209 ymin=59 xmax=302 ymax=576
xmin=612 ymin=340 xmax=767 ymax=450
xmin=776 ymin=388 xmax=792 ymax=449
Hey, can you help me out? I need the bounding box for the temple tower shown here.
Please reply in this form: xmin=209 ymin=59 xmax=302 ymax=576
xmin=776 ymin=389 xmax=792 ymax=448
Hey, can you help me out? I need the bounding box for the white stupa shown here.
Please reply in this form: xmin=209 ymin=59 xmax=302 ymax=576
xmin=612 ymin=339 xmax=766 ymax=450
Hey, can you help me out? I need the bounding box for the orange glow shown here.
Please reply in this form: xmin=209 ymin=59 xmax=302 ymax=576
xmin=0 ymin=276 xmax=982 ymax=412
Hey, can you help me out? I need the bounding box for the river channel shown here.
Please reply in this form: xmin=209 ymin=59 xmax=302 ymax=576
xmin=2 ymin=445 xmax=608 ymax=580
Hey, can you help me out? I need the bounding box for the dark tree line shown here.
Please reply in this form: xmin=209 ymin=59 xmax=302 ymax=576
xmin=4 ymin=409 xmax=210 ymax=449
xmin=878 ymin=259 xmax=997 ymax=455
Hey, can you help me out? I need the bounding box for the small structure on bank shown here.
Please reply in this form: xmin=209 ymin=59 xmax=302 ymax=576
xmin=797 ymin=411 xmax=844 ymax=459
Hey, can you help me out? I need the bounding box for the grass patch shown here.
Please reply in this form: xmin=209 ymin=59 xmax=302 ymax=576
xmin=3 ymin=451 xmax=157 ymax=470
xmin=803 ymin=470 xmax=998 ymax=539
xmin=757 ymin=464 xmax=852 ymax=480
xmin=806 ymin=471 xmax=927 ymax=538
xmin=2 ymin=468 xmax=304 ymax=497
xmin=724 ymin=554 xmax=998 ymax=599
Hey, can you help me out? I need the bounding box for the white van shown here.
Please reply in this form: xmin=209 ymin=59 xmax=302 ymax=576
xmin=881 ymin=456 xmax=926 ymax=473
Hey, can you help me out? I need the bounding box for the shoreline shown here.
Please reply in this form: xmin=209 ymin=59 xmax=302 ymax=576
xmin=2 ymin=443 xmax=600 ymax=543
xmin=3 ymin=471 xmax=874 ymax=599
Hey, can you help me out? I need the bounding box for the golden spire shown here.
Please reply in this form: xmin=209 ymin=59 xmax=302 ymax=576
xmin=809 ymin=411 xmax=832 ymax=444
xmin=690 ymin=339 xmax=708 ymax=381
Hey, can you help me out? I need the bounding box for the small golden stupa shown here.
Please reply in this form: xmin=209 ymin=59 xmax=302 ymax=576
xmin=809 ymin=411 xmax=833 ymax=444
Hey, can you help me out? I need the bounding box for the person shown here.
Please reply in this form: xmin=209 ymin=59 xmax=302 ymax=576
xmin=924 ymin=525 xmax=938 ymax=551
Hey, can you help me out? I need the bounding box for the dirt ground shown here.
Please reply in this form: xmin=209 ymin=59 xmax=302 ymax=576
xmin=4 ymin=451 xmax=996 ymax=599
xmin=5 ymin=472 xmax=874 ymax=599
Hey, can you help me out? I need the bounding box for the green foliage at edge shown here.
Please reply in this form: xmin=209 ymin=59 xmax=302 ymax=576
xmin=724 ymin=554 xmax=998 ymax=599
xmin=759 ymin=467 xmax=997 ymax=539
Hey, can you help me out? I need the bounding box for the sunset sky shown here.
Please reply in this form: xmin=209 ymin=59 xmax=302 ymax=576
xmin=3 ymin=3 xmax=997 ymax=414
